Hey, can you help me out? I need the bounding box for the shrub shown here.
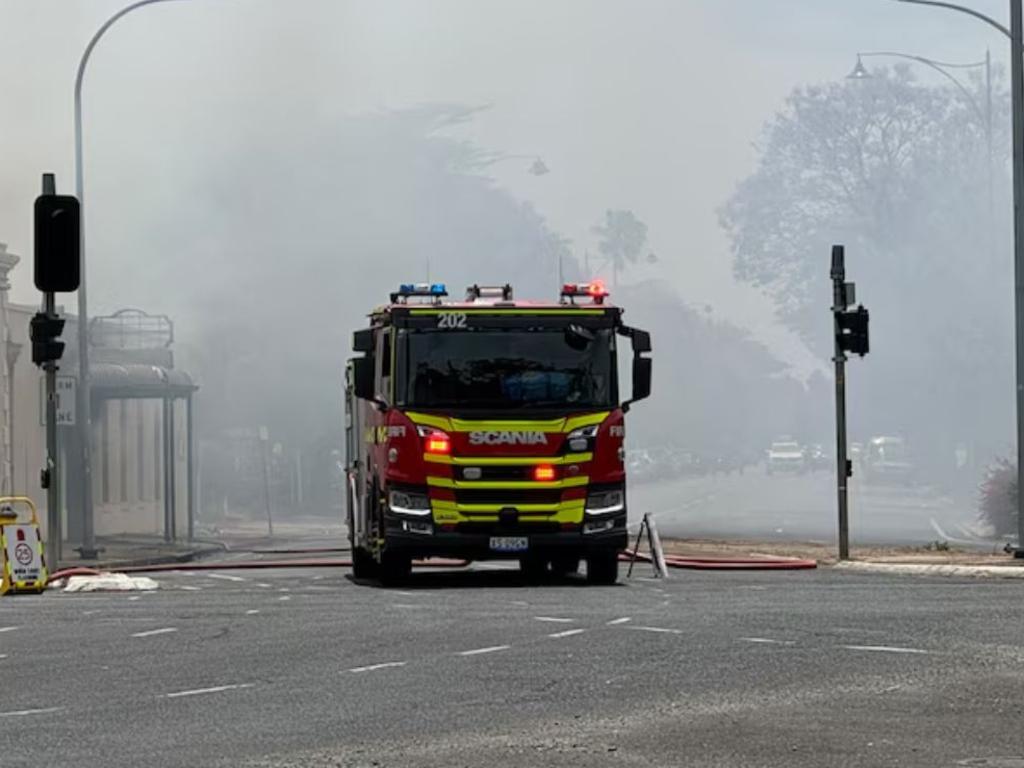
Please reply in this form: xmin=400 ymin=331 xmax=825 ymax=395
xmin=978 ymin=457 xmax=1018 ymax=536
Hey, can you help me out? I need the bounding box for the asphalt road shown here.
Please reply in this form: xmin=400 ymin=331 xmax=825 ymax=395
xmin=3 ymin=555 xmax=1024 ymax=767
xmin=631 ymin=467 xmax=987 ymax=546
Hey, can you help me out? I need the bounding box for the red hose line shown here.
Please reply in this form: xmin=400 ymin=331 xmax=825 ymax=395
xmin=109 ymin=557 xmax=470 ymax=574
xmin=622 ymin=549 xmax=817 ymax=571
xmin=47 ymin=567 xmax=103 ymax=583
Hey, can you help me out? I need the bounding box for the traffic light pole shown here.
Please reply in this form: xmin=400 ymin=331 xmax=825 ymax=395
xmin=42 ymin=289 xmax=61 ymax=568
xmin=832 ymin=245 xmax=850 ymax=561
xmin=40 ymin=173 xmax=61 ymax=567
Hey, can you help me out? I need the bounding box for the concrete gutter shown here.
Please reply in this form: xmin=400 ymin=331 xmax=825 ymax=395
xmin=834 ymin=560 xmax=1024 ymax=579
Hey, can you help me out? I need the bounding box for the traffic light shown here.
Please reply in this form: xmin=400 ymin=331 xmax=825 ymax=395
xmin=30 ymin=313 xmax=65 ymax=366
xmin=836 ymin=305 xmax=869 ymax=356
xmin=34 ymin=194 xmax=80 ymax=293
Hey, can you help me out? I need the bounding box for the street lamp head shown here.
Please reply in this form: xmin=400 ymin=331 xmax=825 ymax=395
xmin=529 ymin=157 xmax=550 ymax=176
xmin=847 ymin=55 xmax=872 ymax=80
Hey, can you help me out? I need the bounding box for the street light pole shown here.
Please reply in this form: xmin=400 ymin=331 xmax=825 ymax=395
xmin=896 ymin=0 xmax=1024 ymax=557
xmin=73 ymin=0 xmax=186 ymax=558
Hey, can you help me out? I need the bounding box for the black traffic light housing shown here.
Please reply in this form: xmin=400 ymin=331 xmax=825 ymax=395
xmin=34 ymin=193 xmax=80 ymax=293
xmin=836 ymin=305 xmax=870 ymax=356
xmin=30 ymin=313 xmax=65 ymax=366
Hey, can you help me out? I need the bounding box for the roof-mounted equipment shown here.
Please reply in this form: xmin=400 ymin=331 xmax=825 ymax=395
xmin=560 ymin=280 xmax=609 ymax=305
xmin=390 ymin=283 xmax=448 ymax=304
xmin=465 ymin=284 xmax=514 ymax=302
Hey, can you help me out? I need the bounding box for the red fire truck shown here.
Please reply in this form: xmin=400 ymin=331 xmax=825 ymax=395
xmin=344 ymin=281 xmax=651 ymax=585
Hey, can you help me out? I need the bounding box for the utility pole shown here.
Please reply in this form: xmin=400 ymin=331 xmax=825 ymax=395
xmin=894 ymin=0 xmax=1024 ymax=557
xmin=831 ymin=245 xmax=870 ymax=560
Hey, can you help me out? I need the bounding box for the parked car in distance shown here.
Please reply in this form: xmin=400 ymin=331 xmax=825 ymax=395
xmin=766 ymin=439 xmax=806 ymax=475
xmin=863 ymin=435 xmax=915 ymax=485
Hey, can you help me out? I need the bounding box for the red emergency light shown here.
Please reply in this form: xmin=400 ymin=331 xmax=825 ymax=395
xmin=418 ymin=426 xmax=452 ymax=455
xmin=561 ymin=280 xmax=608 ymax=304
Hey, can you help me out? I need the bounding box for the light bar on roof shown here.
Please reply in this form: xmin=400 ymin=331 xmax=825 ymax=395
xmin=560 ymin=280 xmax=608 ymax=304
xmin=391 ymin=282 xmax=448 ymax=303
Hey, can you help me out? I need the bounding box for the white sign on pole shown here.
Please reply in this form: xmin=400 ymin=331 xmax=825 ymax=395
xmin=39 ymin=375 xmax=77 ymax=426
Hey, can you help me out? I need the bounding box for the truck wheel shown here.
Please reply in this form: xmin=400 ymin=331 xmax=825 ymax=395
xmin=586 ymin=551 xmax=619 ymax=585
xmin=378 ymin=551 xmax=412 ymax=587
xmin=519 ymin=555 xmax=549 ymax=583
xmin=351 ymin=547 xmax=377 ymax=581
xmin=550 ymin=556 xmax=580 ymax=577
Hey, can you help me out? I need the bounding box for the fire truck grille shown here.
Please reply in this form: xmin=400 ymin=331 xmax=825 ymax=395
xmin=455 ymin=521 xmax=562 ymax=534
xmin=452 ymin=489 xmax=565 ymax=506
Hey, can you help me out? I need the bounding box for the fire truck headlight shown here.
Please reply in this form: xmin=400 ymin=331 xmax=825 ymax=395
xmin=585 ymin=488 xmax=624 ymax=516
xmin=566 ymin=425 xmax=599 ymax=452
xmin=389 ymin=489 xmax=432 ymax=516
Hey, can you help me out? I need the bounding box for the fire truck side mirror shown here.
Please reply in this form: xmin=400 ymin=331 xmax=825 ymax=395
xmin=629 ymin=328 xmax=651 ymax=354
xmin=352 ymin=356 xmax=375 ymax=400
xmin=631 ymin=357 xmax=652 ymax=404
xmin=353 ymin=328 xmax=374 ymax=353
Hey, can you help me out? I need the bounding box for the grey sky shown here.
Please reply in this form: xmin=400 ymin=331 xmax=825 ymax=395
xmin=0 ymin=0 xmax=1007 ymax=372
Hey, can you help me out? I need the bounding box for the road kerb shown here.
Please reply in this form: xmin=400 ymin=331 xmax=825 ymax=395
xmin=834 ymin=561 xmax=1024 ymax=579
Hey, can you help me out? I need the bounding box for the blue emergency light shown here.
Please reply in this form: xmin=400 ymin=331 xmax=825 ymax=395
xmin=391 ymin=282 xmax=448 ymax=303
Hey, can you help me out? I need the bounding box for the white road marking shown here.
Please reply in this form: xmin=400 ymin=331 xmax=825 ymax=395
xmin=82 ymin=610 xmax=101 ymax=616
xmin=0 ymin=706 xmax=63 ymax=718
xmin=534 ymin=616 xmax=574 ymax=623
xmin=128 ymin=596 xmax=141 ymax=602
xmin=131 ymin=627 xmax=178 ymax=638
xmin=741 ymin=637 xmax=796 ymax=646
xmin=278 ymin=596 xmax=291 ymax=602
xmin=256 ymin=583 xmax=272 ymax=589
xmin=629 ymin=626 xmax=683 ymax=635
xmin=165 ymin=683 xmax=255 ymax=698
xmin=206 ymin=573 xmax=246 ymax=583
xmin=458 ymin=645 xmax=511 ymax=656
xmin=841 ymin=644 xmax=931 ymax=655
xmin=177 ymin=585 xmax=201 ymax=592
xmin=394 ymin=590 xmax=416 ymax=596
xmin=0 ymin=627 xmax=21 ymax=634
xmin=0 ymin=654 xmax=8 ymax=659
xmin=246 ymin=609 xmax=260 ymax=615
xmin=607 ymin=617 xmax=632 ymax=625
xmin=548 ymin=628 xmax=586 ymax=639
xmin=509 ymin=600 xmax=529 ymax=606
xmin=348 ymin=661 xmax=407 ymax=673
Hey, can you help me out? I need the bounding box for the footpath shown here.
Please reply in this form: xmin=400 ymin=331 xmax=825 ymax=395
xmin=661 ymin=537 xmax=1024 ymax=579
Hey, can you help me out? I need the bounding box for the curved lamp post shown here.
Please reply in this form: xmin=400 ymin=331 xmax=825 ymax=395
xmin=74 ymin=0 xmax=188 ymax=558
xmin=895 ymin=0 xmax=1024 ymax=556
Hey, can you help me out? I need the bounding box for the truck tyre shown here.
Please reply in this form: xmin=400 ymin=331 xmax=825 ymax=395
xmin=550 ymin=555 xmax=580 ymax=577
xmin=519 ymin=554 xmax=549 ymax=583
xmin=586 ymin=551 xmax=619 ymax=585
xmin=351 ymin=547 xmax=376 ymax=581
xmin=378 ymin=551 xmax=412 ymax=587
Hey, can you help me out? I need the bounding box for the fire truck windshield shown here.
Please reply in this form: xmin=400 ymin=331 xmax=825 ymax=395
xmin=397 ymin=328 xmax=615 ymax=410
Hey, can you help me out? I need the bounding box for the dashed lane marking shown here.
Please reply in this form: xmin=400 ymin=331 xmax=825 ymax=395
xmin=165 ymin=683 xmax=255 ymax=699
xmin=256 ymin=583 xmax=272 ymax=589
xmin=740 ymin=637 xmax=796 ymax=646
xmin=348 ymin=661 xmax=407 ymax=673
xmin=278 ymin=596 xmax=291 ymax=602
xmin=458 ymin=645 xmax=511 ymax=656
xmin=0 ymin=706 xmax=63 ymax=718
xmin=629 ymin=626 xmax=683 ymax=635
xmin=841 ymin=644 xmax=931 ymax=655
xmin=0 ymin=627 xmax=21 ymax=634
xmin=548 ymin=629 xmax=586 ymax=639
xmin=206 ymin=573 xmax=246 ymax=583
xmin=176 ymin=585 xmax=202 ymax=592
xmin=607 ymin=617 xmax=632 ymax=625
xmin=246 ymin=610 xmax=260 ymax=615
xmin=131 ymin=627 xmax=178 ymax=638
xmin=534 ymin=616 xmax=574 ymax=623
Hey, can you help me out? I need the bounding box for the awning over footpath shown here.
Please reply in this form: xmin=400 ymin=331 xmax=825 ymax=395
xmin=89 ymin=363 xmax=197 ymax=400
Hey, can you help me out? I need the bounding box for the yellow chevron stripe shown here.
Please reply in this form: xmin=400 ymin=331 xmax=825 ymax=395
xmin=424 ymin=452 xmax=593 ymax=466
xmin=427 ymin=476 xmax=589 ymax=490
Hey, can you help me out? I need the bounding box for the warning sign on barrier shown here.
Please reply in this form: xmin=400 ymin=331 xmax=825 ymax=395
xmin=0 ymin=497 xmax=48 ymax=595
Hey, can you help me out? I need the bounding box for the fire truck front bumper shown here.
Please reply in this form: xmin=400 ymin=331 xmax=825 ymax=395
xmin=382 ymin=511 xmax=628 ymax=560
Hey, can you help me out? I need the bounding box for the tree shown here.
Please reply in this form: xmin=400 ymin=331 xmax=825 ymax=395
xmin=720 ymin=66 xmax=1013 ymax=469
xmin=592 ymin=209 xmax=648 ymax=286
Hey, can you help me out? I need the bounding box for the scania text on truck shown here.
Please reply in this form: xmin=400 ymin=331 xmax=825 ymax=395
xmin=344 ymin=281 xmax=652 ymax=585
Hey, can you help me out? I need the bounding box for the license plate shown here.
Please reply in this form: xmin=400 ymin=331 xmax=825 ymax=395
xmin=489 ymin=536 xmax=529 ymax=553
